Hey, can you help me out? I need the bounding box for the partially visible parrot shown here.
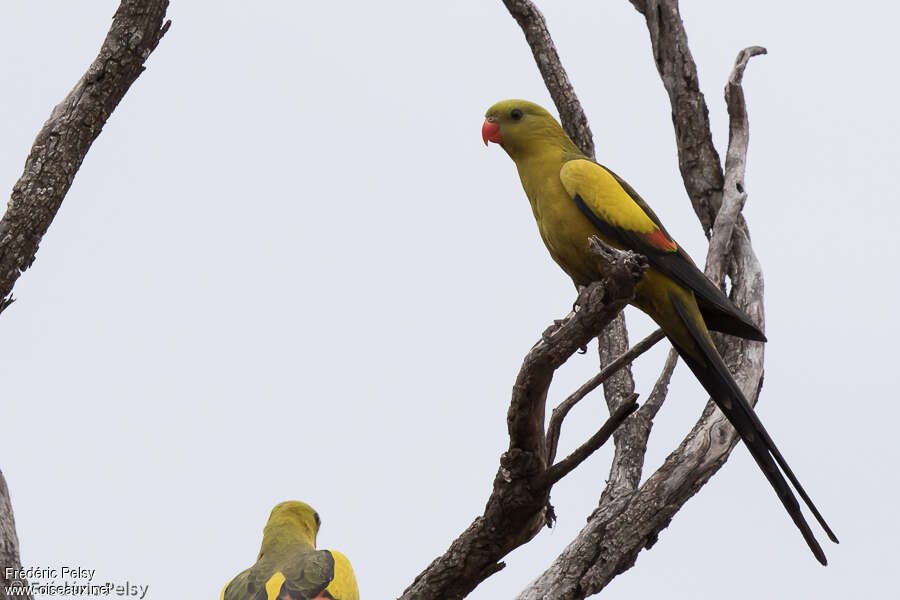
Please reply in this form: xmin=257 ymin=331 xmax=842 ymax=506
xmin=482 ymin=99 xmax=837 ymax=564
xmin=221 ymin=501 xmax=359 ymax=600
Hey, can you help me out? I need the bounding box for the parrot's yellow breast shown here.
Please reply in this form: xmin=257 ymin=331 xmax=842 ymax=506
xmin=516 ymin=154 xmax=617 ymax=286
xmin=514 ymin=154 xmax=703 ymax=357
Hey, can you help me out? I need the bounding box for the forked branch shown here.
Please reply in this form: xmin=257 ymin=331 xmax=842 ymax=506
xmin=546 ymin=330 xmax=664 ymax=464
xmin=398 ymin=242 xmax=647 ymax=600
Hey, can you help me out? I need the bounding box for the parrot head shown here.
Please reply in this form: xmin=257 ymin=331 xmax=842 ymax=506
xmin=482 ymin=99 xmax=577 ymax=159
xmin=261 ymin=501 xmax=321 ymax=551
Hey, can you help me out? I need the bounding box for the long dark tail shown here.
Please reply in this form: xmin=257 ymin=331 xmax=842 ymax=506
xmin=670 ymin=294 xmax=838 ymax=565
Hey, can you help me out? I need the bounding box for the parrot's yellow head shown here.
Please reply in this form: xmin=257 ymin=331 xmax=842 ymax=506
xmin=262 ymin=501 xmax=321 ymax=549
xmin=482 ymin=99 xmax=579 ymax=160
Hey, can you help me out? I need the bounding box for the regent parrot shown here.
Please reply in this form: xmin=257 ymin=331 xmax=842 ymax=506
xmin=482 ymin=99 xmax=837 ymax=564
xmin=221 ymin=501 xmax=359 ymax=600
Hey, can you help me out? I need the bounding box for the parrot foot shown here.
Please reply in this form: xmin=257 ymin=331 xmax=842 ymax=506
xmin=574 ymin=283 xmax=599 ymax=312
xmin=573 ymin=284 xmax=587 ymax=312
xmin=543 ymin=502 xmax=557 ymax=529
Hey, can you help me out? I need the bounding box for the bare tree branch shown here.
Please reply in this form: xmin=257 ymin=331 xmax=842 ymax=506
xmin=546 ymin=329 xmax=664 ymax=464
xmin=501 ymin=0 xmax=595 ymax=159
xmin=0 ymin=3 xmax=170 ymax=598
xmin=636 ymin=347 xmax=679 ymax=420
xmin=399 ymin=245 xmax=647 ymax=600
xmin=705 ymin=46 xmax=767 ymax=286
xmin=538 ymin=396 xmax=639 ymax=489
xmin=0 ymin=0 xmax=170 ymax=312
xmin=627 ymin=0 xmax=725 ymax=235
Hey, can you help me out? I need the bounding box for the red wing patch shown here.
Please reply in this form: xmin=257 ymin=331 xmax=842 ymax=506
xmin=643 ymin=229 xmax=678 ymax=252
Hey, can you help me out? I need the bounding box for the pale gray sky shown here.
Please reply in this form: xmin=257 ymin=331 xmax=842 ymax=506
xmin=0 ymin=1 xmax=896 ymax=598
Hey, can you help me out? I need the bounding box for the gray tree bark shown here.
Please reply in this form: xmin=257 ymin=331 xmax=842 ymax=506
xmin=0 ymin=472 xmax=28 ymax=599
xmin=0 ymin=2 xmax=170 ymax=598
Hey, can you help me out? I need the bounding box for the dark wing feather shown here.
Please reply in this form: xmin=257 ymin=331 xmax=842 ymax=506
xmin=222 ymin=548 xmax=335 ymax=600
xmin=669 ymin=293 xmax=837 ymax=563
xmin=281 ymin=550 xmax=335 ymax=599
xmin=570 ymin=162 xmax=766 ymax=342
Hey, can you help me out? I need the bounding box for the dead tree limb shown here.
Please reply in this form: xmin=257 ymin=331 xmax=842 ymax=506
xmin=705 ymin=45 xmax=767 ymax=285
xmin=546 ymin=329 xmax=664 ymax=464
xmin=628 ymin=0 xmax=725 ymax=235
xmin=0 ymin=0 xmax=170 ymax=313
xmin=398 ymin=244 xmax=647 ymax=600
xmin=501 ymin=0 xmax=595 ymax=159
xmin=0 ymin=2 xmax=170 ymax=598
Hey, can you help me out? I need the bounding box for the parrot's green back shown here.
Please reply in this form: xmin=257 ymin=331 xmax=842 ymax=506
xmin=221 ymin=502 xmax=359 ymax=600
xmin=483 ymin=99 xmax=837 ymax=564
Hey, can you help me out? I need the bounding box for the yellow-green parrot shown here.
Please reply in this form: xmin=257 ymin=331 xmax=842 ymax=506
xmin=482 ymin=99 xmax=837 ymax=564
xmin=221 ymin=501 xmax=359 ymax=600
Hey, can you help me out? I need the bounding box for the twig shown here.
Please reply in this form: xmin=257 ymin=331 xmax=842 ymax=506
xmin=546 ymin=329 xmax=664 ymax=463
xmin=636 ymin=347 xmax=679 ymax=420
xmin=538 ymin=396 xmax=639 ymax=489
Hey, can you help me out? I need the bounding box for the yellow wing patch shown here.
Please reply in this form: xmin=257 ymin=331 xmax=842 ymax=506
xmin=560 ymin=159 xmax=666 ymax=237
xmin=265 ymin=572 xmax=287 ymax=600
xmin=324 ymin=550 xmax=359 ymax=600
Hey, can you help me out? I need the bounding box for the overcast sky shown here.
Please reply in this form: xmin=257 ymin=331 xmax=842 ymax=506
xmin=0 ymin=1 xmax=897 ymax=598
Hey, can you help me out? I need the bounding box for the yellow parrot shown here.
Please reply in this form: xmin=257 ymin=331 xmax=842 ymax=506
xmin=221 ymin=501 xmax=359 ymax=600
xmin=482 ymin=99 xmax=837 ymax=564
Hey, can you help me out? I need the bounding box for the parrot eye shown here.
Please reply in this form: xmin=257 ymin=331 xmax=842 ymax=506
xmin=510 ymin=109 xmax=523 ymax=121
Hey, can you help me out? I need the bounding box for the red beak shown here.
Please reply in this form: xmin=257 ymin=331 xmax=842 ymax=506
xmin=482 ymin=120 xmax=502 ymax=145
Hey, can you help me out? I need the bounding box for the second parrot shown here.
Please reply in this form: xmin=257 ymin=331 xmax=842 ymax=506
xmin=221 ymin=501 xmax=359 ymax=600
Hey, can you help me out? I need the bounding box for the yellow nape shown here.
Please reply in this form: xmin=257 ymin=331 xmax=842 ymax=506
xmin=265 ymin=572 xmax=286 ymax=600
xmin=325 ymin=550 xmax=359 ymax=600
